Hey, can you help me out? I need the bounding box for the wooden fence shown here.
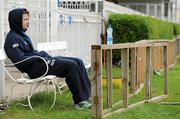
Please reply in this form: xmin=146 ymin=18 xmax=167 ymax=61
xmin=136 ymin=39 xmax=178 ymax=86
xmin=91 ymin=37 xmax=180 ymax=118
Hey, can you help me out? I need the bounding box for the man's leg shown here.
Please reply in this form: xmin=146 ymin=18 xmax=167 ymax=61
xmin=59 ymin=56 xmax=91 ymax=94
xmin=47 ymin=57 xmax=90 ymax=104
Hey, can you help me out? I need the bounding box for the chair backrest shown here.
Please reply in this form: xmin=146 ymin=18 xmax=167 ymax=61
xmin=37 ymin=41 xmax=67 ymax=51
xmin=0 ymin=49 xmax=8 ymax=60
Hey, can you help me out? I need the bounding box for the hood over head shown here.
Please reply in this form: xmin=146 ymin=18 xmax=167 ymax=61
xmin=8 ymin=8 xmax=29 ymax=32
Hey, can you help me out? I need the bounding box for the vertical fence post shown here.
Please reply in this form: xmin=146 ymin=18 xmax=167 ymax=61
xmin=0 ymin=0 xmax=5 ymax=98
xmin=163 ymin=45 xmax=168 ymax=95
xmin=91 ymin=45 xmax=103 ymax=118
xmin=178 ymin=38 xmax=180 ymax=56
xmin=176 ymin=38 xmax=180 ymax=56
xmin=106 ymin=49 xmax=112 ymax=108
xmin=130 ymin=48 xmax=136 ymax=94
xmin=175 ymin=39 xmax=178 ymax=57
xmin=145 ymin=46 xmax=152 ymax=100
xmin=121 ymin=48 xmax=129 ymax=108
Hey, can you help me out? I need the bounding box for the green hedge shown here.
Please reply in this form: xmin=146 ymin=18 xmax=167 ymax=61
xmin=108 ymin=14 xmax=148 ymax=43
xmin=108 ymin=14 xmax=175 ymax=43
xmin=107 ymin=14 xmax=180 ymax=64
xmin=173 ymin=23 xmax=180 ymax=36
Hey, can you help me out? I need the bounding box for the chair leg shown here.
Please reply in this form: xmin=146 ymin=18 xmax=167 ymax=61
xmin=55 ymin=79 xmax=68 ymax=96
xmin=27 ymin=95 xmax=33 ymax=110
xmin=50 ymin=80 xmax=57 ymax=110
xmin=7 ymin=83 xmax=16 ymax=108
xmin=9 ymin=83 xmax=30 ymax=109
xmin=8 ymin=79 xmax=58 ymax=110
xmin=26 ymin=80 xmax=57 ymax=110
xmin=65 ymin=91 xmax=71 ymax=98
xmin=55 ymin=82 xmax=63 ymax=95
xmin=27 ymin=81 xmax=43 ymax=110
xmin=26 ymin=83 xmax=35 ymax=111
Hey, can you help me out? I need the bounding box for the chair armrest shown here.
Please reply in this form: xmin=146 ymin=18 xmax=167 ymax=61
xmin=1 ymin=56 xmax=49 ymax=80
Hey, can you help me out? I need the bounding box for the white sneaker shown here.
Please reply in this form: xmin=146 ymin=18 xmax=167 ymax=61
xmin=74 ymin=100 xmax=91 ymax=110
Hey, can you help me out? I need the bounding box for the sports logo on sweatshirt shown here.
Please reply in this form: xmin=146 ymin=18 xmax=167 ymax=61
xmin=12 ymin=43 xmax=19 ymax=48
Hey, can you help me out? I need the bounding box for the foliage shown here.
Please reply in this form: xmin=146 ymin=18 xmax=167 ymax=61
xmin=108 ymin=14 xmax=177 ymax=63
xmin=173 ymin=23 xmax=180 ymax=37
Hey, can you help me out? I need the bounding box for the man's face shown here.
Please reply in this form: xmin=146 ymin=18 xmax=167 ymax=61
xmin=22 ymin=14 xmax=29 ymax=31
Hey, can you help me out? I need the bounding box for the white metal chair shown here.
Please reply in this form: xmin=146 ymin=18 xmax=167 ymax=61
xmin=0 ymin=41 xmax=91 ymax=110
xmin=0 ymin=49 xmax=59 ymax=110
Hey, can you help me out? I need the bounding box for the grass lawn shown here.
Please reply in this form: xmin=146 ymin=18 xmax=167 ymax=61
xmin=1 ymin=59 xmax=180 ymax=119
xmin=106 ymin=58 xmax=180 ymax=119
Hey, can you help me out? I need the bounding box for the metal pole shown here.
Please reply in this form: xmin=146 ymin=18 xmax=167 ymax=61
xmin=46 ymin=0 xmax=50 ymax=42
xmin=0 ymin=0 xmax=5 ymax=98
xmin=168 ymin=1 xmax=171 ymax=21
xmin=175 ymin=0 xmax=177 ymax=22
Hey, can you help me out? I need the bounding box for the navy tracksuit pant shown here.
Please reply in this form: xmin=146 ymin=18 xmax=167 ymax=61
xmin=47 ymin=56 xmax=91 ymax=104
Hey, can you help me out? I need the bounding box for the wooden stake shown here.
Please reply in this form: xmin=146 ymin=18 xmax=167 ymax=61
xmin=145 ymin=46 xmax=152 ymax=100
xmin=130 ymin=48 xmax=136 ymax=94
xmin=106 ymin=49 xmax=113 ymax=108
xmin=121 ymin=48 xmax=129 ymax=108
xmin=163 ymin=46 xmax=168 ymax=95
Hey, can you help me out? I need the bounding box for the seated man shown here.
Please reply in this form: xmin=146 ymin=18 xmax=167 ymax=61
xmin=4 ymin=8 xmax=91 ymax=109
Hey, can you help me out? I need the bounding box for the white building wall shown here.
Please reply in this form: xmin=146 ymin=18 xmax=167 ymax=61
xmin=104 ymin=1 xmax=144 ymax=18
xmin=117 ymin=0 xmax=178 ymax=22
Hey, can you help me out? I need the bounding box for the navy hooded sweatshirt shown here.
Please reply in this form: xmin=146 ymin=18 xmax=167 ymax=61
xmin=4 ymin=8 xmax=51 ymax=79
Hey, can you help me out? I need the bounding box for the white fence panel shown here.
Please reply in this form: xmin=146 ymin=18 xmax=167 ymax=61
xmin=49 ymin=0 xmax=102 ymax=63
xmin=0 ymin=0 xmax=5 ymax=98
